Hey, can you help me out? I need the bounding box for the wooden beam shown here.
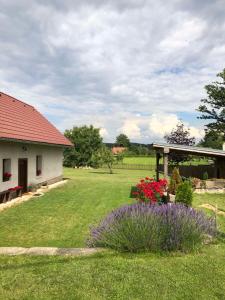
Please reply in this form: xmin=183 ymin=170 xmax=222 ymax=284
xmin=163 ymin=147 xmax=169 ymax=179
xmin=163 ymin=153 xmax=168 ymax=178
xmin=156 ymin=152 xmax=161 ymax=181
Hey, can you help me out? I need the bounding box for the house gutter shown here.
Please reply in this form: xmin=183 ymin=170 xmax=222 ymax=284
xmin=0 ymin=137 xmax=73 ymax=148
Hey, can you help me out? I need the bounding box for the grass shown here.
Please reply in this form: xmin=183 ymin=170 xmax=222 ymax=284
xmin=123 ymin=156 xmax=155 ymax=165
xmin=0 ymin=168 xmax=149 ymax=247
xmin=0 ymin=168 xmax=225 ymax=300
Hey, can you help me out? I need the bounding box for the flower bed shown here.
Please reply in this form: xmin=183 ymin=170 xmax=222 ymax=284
xmin=133 ymin=177 xmax=167 ymax=204
xmin=8 ymin=186 xmax=23 ymax=199
xmin=88 ymin=203 xmax=216 ymax=253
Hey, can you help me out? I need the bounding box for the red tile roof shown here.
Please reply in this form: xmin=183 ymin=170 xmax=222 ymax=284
xmin=0 ymin=92 xmax=72 ymax=147
xmin=112 ymin=146 xmax=126 ymax=154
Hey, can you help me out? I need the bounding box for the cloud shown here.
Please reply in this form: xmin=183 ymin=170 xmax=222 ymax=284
xmin=148 ymin=114 xmax=204 ymax=141
xmin=99 ymin=127 xmax=109 ymax=138
xmin=119 ymin=119 xmax=142 ymax=139
xmin=149 ymin=114 xmax=180 ymax=139
xmin=0 ymin=0 xmax=224 ymax=142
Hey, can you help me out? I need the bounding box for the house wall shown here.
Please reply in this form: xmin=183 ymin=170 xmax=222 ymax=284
xmin=0 ymin=141 xmax=63 ymax=192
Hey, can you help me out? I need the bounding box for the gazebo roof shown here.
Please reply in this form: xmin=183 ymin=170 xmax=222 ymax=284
xmin=152 ymin=142 xmax=225 ymax=158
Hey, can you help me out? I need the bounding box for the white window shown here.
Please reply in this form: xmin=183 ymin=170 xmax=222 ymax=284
xmin=3 ymin=159 xmax=11 ymax=182
xmin=36 ymin=155 xmax=42 ymax=176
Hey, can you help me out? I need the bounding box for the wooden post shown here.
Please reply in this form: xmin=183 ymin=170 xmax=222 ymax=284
xmin=156 ymin=152 xmax=161 ymax=181
xmin=163 ymin=147 xmax=169 ymax=179
xmin=214 ymin=158 xmax=218 ymax=178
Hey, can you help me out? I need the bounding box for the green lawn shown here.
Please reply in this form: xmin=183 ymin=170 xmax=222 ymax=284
xmin=0 ymin=168 xmax=225 ymax=300
xmin=123 ymin=156 xmax=155 ymax=165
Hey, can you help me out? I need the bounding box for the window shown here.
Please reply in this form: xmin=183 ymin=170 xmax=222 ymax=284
xmin=3 ymin=159 xmax=11 ymax=182
xmin=36 ymin=155 xmax=42 ymax=176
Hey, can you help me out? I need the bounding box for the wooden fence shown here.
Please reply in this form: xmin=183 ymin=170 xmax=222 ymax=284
xmin=110 ymin=164 xmax=155 ymax=171
xmin=109 ymin=163 xmax=215 ymax=179
xmin=158 ymin=164 xmax=215 ymax=179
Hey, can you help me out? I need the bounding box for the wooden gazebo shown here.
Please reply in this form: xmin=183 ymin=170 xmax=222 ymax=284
xmin=152 ymin=143 xmax=225 ymax=180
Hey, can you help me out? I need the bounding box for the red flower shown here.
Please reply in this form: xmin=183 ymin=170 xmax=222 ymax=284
xmin=134 ymin=177 xmax=167 ymax=204
xmin=8 ymin=186 xmax=23 ymax=191
xmin=4 ymin=172 xmax=12 ymax=178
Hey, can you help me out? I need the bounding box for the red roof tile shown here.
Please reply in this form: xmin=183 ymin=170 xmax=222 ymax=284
xmin=0 ymin=92 xmax=72 ymax=146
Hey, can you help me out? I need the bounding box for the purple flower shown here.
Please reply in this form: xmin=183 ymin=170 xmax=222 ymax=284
xmin=87 ymin=204 xmax=216 ymax=252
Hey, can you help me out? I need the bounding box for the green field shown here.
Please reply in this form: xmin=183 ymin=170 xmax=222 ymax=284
xmin=122 ymin=156 xmax=211 ymax=166
xmin=0 ymin=168 xmax=225 ymax=300
xmin=123 ymin=156 xmax=155 ymax=165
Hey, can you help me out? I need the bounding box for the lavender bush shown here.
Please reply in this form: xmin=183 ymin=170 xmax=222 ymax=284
xmin=87 ymin=204 xmax=216 ymax=252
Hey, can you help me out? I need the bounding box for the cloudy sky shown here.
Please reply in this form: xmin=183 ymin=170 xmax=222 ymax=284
xmin=1 ymin=0 xmax=225 ymax=143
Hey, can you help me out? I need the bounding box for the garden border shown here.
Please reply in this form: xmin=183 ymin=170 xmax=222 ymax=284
xmin=0 ymin=247 xmax=103 ymax=256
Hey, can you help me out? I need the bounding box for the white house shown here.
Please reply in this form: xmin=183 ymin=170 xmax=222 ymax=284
xmin=0 ymin=92 xmax=72 ymax=195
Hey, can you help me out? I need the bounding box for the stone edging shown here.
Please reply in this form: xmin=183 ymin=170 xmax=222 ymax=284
xmin=0 ymin=247 xmax=103 ymax=256
xmin=198 ymin=203 xmax=225 ymax=216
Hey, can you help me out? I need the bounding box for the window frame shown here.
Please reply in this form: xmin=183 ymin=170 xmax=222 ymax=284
xmin=2 ymin=158 xmax=12 ymax=182
xmin=36 ymin=155 xmax=42 ymax=177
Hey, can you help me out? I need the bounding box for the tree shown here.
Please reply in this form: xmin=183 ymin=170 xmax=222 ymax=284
xmin=198 ymin=129 xmax=223 ymax=149
xmin=63 ymin=125 xmax=103 ymax=167
xmin=175 ymin=180 xmax=193 ymax=207
xmin=164 ymin=122 xmax=195 ymax=165
xmin=115 ymin=134 xmax=130 ymax=147
xmin=198 ymin=69 xmax=225 ymax=135
xmin=128 ymin=144 xmax=150 ymax=155
xmin=168 ymin=167 xmax=182 ymax=195
xmin=164 ymin=122 xmax=195 ymax=146
xmin=92 ymin=146 xmax=122 ymax=174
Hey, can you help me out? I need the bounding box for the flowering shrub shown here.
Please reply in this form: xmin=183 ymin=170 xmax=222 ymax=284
xmin=3 ymin=172 xmax=12 ymax=181
xmin=8 ymin=186 xmax=23 ymax=191
xmin=133 ymin=177 xmax=167 ymax=204
xmin=87 ymin=204 xmax=216 ymax=253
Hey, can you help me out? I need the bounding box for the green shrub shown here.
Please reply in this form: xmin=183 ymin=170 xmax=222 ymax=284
xmin=169 ymin=167 xmax=182 ymax=194
xmin=175 ymin=181 xmax=193 ymax=206
xmin=203 ymin=172 xmax=209 ymax=180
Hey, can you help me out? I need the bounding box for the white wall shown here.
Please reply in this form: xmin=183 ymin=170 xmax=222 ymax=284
xmin=0 ymin=141 xmax=63 ymax=192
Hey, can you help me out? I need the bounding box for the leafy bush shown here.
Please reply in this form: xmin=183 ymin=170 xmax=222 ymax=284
xmin=133 ymin=177 xmax=167 ymax=204
xmin=169 ymin=167 xmax=182 ymax=194
xmin=87 ymin=204 xmax=216 ymax=253
xmin=203 ymin=172 xmax=209 ymax=180
xmin=175 ymin=181 xmax=193 ymax=206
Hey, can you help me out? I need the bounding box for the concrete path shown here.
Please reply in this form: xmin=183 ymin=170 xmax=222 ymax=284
xmin=0 ymin=247 xmax=103 ymax=256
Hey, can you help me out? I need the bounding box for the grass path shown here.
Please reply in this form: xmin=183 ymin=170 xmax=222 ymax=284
xmin=0 ymin=168 xmax=225 ymax=299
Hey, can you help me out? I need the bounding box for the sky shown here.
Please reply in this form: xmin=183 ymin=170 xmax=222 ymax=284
xmin=1 ymin=0 xmax=225 ymax=143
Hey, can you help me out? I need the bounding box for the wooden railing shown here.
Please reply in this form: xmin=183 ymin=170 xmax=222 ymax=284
xmin=158 ymin=164 xmax=215 ymax=179
xmin=109 ymin=164 xmax=155 ymax=171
